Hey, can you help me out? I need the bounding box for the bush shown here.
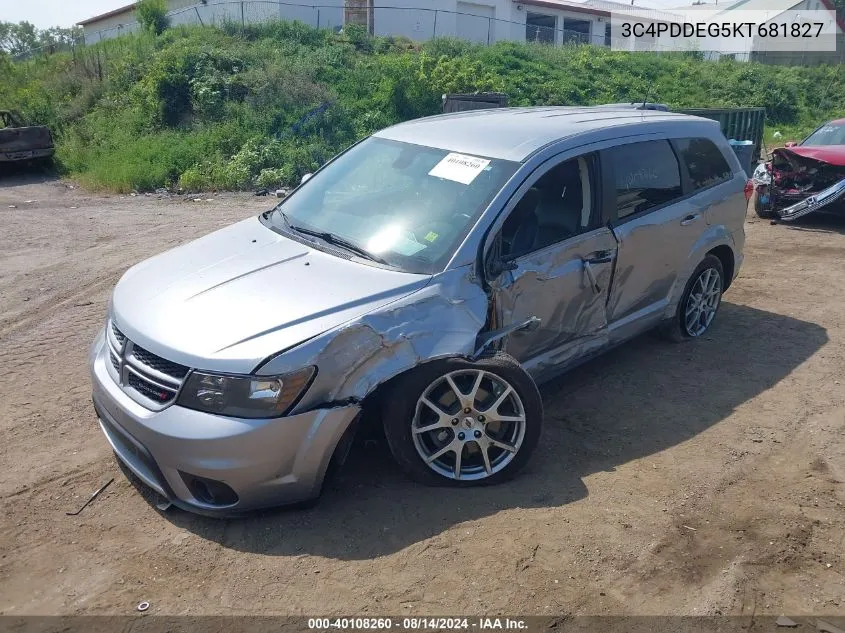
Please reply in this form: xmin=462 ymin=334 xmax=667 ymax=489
xmin=136 ymin=0 xmax=170 ymax=36
xmin=3 ymin=21 xmax=844 ymax=192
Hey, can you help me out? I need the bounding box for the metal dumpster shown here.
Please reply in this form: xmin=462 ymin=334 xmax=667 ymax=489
xmin=442 ymin=93 xmax=509 ymax=113
xmin=675 ymin=107 xmax=766 ymax=162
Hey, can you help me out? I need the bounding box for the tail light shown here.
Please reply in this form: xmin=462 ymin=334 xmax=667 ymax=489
xmin=744 ymin=179 xmax=754 ymax=202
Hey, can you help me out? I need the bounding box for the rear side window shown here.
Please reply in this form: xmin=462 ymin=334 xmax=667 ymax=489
xmin=607 ymin=140 xmax=682 ymax=219
xmin=675 ymin=137 xmax=733 ymax=191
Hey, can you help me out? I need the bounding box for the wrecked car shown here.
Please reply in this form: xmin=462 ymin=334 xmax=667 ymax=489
xmin=90 ymin=107 xmax=748 ymax=514
xmin=0 ymin=110 xmax=54 ymax=163
xmin=753 ymin=118 xmax=845 ymax=222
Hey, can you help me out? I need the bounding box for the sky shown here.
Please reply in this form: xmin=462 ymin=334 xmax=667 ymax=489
xmin=0 ymin=0 xmax=694 ymax=29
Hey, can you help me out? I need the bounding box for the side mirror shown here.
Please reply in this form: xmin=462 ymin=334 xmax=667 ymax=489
xmin=488 ymin=258 xmax=519 ymax=277
xmin=784 ymin=141 xmax=798 ymax=148
xmin=301 ymin=173 xmax=313 ymax=185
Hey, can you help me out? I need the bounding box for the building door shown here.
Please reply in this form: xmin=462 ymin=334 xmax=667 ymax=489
xmin=525 ymin=12 xmax=556 ymax=43
xmin=562 ymin=18 xmax=591 ymax=44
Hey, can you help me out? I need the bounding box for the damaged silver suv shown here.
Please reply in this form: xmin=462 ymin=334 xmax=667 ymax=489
xmin=90 ymin=107 xmax=747 ymax=514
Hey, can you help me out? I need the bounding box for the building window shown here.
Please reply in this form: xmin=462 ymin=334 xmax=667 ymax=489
xmin=563 ymin=18 xmax=591 ymax=44
xmin=605 ymin=23 xmax=611 ymax=47
xmin=345 ymin=0 xmax=374 ymax=34
xmin=526 ymin=12 xmax=556 ymax=43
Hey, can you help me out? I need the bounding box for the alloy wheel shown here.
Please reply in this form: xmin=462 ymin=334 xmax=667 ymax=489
xmin=684 ymin=267 xmax=722 ymax=337
xmin=411 ymin=370 xmax=526 ymax=481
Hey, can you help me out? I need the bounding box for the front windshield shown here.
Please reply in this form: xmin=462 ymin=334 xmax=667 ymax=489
xmin=271 ymin=137 xmax=519 ymax=274
xmin=802 ymin=121 xmax=845 ymax=146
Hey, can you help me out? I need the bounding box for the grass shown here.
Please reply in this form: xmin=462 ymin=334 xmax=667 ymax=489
xmin=1 ymin=22 xmax=843 ymax=192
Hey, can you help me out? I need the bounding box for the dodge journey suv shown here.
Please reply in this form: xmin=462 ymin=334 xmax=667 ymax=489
xmin=90 ymin=107 xmax=747 ymax=515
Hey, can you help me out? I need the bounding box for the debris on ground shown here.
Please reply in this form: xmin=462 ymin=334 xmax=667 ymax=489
xmin=136 ymin=601 xmax=150 ymax=612
xmin=776 ymin=616 xmax=798 ymax=627
xmin=65 ymin=478 xmax=114 ymax=516
xmin=818 ymin=621 xmax=845 ymax=633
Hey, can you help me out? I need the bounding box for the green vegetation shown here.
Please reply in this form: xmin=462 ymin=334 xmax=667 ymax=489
xmin=136 ymin=0 xmax=171 ymax=36
xmin=1 ymin=21 xmax=843 ymax=192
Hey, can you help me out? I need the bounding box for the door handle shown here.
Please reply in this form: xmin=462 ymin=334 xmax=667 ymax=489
xmin=680 ymin=213 xmax=701 ymax=226
xmin=584 ymin=250 xmax=614 ymax=265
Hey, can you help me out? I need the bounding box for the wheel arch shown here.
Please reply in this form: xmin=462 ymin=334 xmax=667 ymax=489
xmin=707 ymin=244 xmax=735 ymax=290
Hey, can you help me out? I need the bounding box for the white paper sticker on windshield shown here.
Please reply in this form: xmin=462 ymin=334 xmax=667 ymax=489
xmin=429 ymin=153 xmax=491 ymax=185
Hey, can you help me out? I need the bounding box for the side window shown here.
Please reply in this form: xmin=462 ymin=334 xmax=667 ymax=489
xmin=500 ymin=154 xmax=597 ymax=259
xmin=607 ymin=140 xmax=682 ymax=219
xmin=675 ymin=137 xmax=733 ymax=191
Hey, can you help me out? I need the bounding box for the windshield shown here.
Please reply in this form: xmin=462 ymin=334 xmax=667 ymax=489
xmin=270 ymin=137 xmax=519 ymax=274
xmin=802 ymin=121 xmax=845 ymax=146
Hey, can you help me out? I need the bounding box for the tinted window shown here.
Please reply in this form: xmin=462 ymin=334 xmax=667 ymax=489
xmin=501 ymin=155 xmax=597 ymax=259
xmin=608 ymin=141 xmax=682 ymax=219
xmin=676 ymin=137 xmax=732 ymax=190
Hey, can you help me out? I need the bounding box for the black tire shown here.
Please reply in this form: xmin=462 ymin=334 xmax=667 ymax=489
xmin=753 ymin=190 xmax=773 ymax=218
xmin=661 ymin=254 xmax=725 ymax=343
xmin=382 ymin=352 xmax=542 ymax=487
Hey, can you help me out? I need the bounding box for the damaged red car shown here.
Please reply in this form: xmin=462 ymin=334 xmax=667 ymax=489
xmin=752 ymin=119 xmax=845 ymax=222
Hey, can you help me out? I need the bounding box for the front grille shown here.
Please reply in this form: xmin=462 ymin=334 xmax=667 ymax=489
xmin=112 ymin=323 xmax=126 ymax=347
xmin=132 ymin=345 xmax=189 ymax=380
xmin=106 ymin=319 xmax=191 ymax=409
xmin=128 ymin=372 xmax=177 ymax=404
xmin=110 ymin=351 xmax=121 ymax=373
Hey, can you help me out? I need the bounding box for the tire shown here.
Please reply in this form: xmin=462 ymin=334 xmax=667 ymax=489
xmin=662 ymin=254 xmax=725 ymax=342
xmin=382 ymin=352 xmax=542 ymax=487
xmin=753 ymin=190 xmax=773 ymax=218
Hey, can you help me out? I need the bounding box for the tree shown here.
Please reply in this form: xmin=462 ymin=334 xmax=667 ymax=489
xmin=0 ymin=21 xmax=39 ymax=56
xmin=136 ymin=0 xmax=170 ymax=36
xmin=0 ymin=21 xmax=80 ymax=57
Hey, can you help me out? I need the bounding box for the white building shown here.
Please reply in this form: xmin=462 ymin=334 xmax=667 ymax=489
xmin=78 ymin=0 xmax=681 ymax=46
xmin=78 ymin=0 xmax=843 ymax=64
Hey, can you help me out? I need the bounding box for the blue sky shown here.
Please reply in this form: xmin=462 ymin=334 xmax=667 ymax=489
xmin=0 ymin=0 xmax=687 ymax=29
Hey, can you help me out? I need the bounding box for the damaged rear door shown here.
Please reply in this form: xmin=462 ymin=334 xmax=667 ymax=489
xmin=486 ymin=151 xmax=618 ymax=381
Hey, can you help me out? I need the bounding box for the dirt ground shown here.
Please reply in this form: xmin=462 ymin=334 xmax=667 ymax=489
xmin=0 ymin=172 xmax=843 ymax=618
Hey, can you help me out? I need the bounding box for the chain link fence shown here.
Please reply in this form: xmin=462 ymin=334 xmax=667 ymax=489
xmin=13 ymin=0 xmax=844 ymax=65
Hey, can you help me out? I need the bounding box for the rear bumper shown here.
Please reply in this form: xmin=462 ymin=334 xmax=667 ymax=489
xmin=0 ymin=147 xmax=54 ymax=162
xmin=89 ymin=328 xmax=360 ymax=516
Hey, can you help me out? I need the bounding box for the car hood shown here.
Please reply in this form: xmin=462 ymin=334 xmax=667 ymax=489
xmin=111 ymin=216 xmax=431 ymax=374
xmin=778 ymin=145 xmax=845 ymax=166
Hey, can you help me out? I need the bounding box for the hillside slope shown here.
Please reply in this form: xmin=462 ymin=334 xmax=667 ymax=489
xmin=2 ymin=22 xmax=843 ymax=192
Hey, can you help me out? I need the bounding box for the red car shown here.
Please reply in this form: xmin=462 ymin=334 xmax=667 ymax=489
xmin=752 ymin=118 xmax=845 ymax=222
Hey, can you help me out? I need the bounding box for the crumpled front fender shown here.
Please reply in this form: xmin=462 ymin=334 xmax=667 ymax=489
xmin=257 ymin=266 xmax=491 ymax=412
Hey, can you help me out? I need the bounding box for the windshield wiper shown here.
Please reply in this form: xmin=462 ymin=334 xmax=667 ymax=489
xmin=283 ymin=219 xmax=390 ymax=265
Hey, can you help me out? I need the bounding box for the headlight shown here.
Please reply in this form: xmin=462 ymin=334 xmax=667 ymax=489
xmin=177 ymin=366 xmax=316 ymax=419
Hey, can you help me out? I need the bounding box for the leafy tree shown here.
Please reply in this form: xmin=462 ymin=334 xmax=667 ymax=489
xmin=0 ymin=21 xmax=80 ymax=56
xmin=136 ymin=0 xmax=170 ymax=36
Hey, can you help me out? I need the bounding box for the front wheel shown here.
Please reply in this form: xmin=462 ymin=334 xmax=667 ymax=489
xmin=662 ymin=254 xmax=725 ymax=342
xmin=753 ymin=188 xmax=773 ymax=218
xmin=382 ymin=353 xmax=542 ymax=486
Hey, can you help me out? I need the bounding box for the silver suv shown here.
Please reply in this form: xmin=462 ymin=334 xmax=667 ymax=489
xmin=90 ymin=107 xmax=747 ymax=515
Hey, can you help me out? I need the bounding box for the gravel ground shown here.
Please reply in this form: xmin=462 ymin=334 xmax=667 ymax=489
xmin=0 ymin=173 xmax=843 ymax=617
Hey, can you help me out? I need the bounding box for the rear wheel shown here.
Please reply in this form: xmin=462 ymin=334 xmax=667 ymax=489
xmin=662 ymin=255 xmax=725 ymax=342
xmin=382 ymin=353 xmax=542 ymax=486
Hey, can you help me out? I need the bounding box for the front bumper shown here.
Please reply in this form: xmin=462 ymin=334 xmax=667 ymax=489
xmin=775 ymin=178 xmax=845 ymax=222
xmin=89 ymin=328 xmax=361 ymax=515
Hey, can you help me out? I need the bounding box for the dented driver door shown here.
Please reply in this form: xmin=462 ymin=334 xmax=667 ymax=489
xmin=492 ymin=228 xmax=618 ymax=380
